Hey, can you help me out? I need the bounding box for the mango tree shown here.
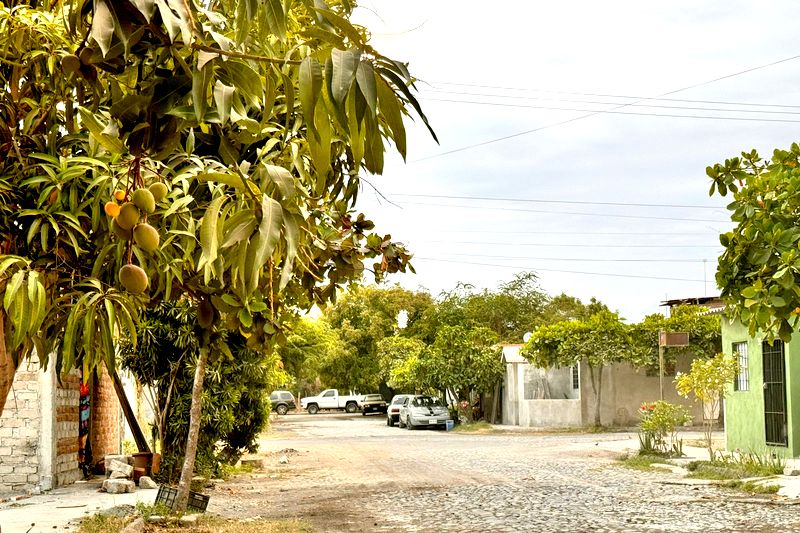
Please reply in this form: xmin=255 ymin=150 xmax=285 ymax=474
xmin=0 ymin=0 xmax=433 ymax=511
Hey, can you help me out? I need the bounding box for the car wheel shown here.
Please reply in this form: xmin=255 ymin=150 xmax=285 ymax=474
xmin=387 ymin=416 xmax=393 ymax=427
xmin=345 ymin=402 xmax=358 ymax=414
xmin=307 ymin=404 xmax=319 ymax=415
xmin=276 ymin=404 xmax=288 ymax=415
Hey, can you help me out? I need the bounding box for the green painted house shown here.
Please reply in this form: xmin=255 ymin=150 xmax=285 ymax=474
xmin=723 ymin=316 xmax=800 ymax=457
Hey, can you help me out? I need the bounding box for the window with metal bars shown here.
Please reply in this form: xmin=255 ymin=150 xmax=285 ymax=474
xmin=571 ymin=365 xmax=579 ymax=390
xmin=732 ymin=342 xmax=749 ymax=391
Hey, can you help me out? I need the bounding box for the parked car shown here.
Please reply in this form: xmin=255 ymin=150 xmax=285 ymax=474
xmin=386 ymin=394 xmax=413 ymax=426
xmin=269 ymin=391 xmax=297 ymax=415
xmin=358 ymin=394 xmax=388 ymax=415
xmin=300 ymin=389 xmax=360 ymax=414
xmin=398 ymin=395 xmax=451 ymax=430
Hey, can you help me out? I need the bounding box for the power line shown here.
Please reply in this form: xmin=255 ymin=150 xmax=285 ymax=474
xmin=422 ymin=89 xmax=800 ymax=116
xmin=418 ymin=240 xmax=721 ymax=248
xmin=424 ymin=86 xmax=800 ymax=110
xmin=429 ymin=229 xmax=718 ymax=236
xmin=443 ymin=253 xmax=709 ymax=263
xmin=422 ymin=97 xmax=800 ymax=123
xmin=415 ymin=257 xmax=710 ymax=283
xmin=389 ymin=193 xmax=722 ymax=210
xmin=399 ymin=201 xmax=730 ymax=223
xmin=415 ymin=53 xmax=800 ymax=161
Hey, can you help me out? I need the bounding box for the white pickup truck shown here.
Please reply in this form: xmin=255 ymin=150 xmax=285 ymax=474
xmin=300 ymin=389 xmax=360 ymax=414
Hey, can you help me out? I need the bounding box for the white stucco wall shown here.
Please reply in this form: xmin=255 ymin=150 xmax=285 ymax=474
xmin=517 ymin=399 xmax=582 ymax=427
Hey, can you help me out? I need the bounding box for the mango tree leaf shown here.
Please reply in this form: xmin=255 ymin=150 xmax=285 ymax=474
xmin=299 ymin=56 xmax=322 ymax=136
xmin=264 ymin=0 xmax=287 ymax=39
xmin=376 ymin=67 xmax=438 ymax=143
xmin=199 ymin=195 xmax=226 ymax=284
xmin=356 ymin=60 xmax=376 ymax=117
xmin=279 ymin=214 xmax=299 ymax=290
xmin=213 ymin=80 xmax=236 ymax=125
xmin=130 ymin=0 xmax=156 ymax=22
xmin=78 ymin=108 xmax=126 ymax=153
xmin=90 ymin=0 xmax=115 ymax=57
xmin=330 ymin=48 xmax=360 ymax=107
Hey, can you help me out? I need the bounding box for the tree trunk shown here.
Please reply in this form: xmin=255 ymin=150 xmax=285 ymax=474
xmin=587 ymin=364 xmax=603 ymax=427
xmin=174 ymin=345 xmax=209 ymax=513
xmin=0 ymin=311 xmax=18 ymax=415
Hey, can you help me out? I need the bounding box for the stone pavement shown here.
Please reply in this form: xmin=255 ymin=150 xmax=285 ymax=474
xmin=4 ymin=425 xmax=800 ymax=532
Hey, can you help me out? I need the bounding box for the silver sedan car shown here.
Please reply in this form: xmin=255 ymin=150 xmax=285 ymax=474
xmin=398 ymin=395 xmax=451 ymax=430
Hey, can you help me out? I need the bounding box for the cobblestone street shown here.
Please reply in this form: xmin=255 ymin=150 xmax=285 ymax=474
xmin=209 ymin=414 xmax=800 ymax=532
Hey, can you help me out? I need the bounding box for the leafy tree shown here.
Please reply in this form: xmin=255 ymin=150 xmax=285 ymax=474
xmin=121 ymin=302 xmax=289 ymax=478
xmin=423 ymin=272 xmax=547 ymax=343
xmin=425 ymin=325 xmax=503 ymax=415
xmin=707 ymin=145 xmax=800 ymax=340
xmin=523 ymin=309 xmax=631 ymax=426
xmin=278 ymin=316 xmax=344 ymax=397
xmin=541 ymin=294 xmax=607 ymax=324
xmin=675 ymin=352 xmax=738 ymax=459
xmin=378 ymin=335 xmax=428 ymax=392
xmin=631 ymin=304 xmax=721 ymax=368
xmin=0 ymin=0 xmax=433 ymax=511
xmin=323 ymin=285 xmax=433 ymax=392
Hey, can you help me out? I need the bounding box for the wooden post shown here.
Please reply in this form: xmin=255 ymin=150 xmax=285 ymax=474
xmin=109 ymin=367 xmax=151 ymax=453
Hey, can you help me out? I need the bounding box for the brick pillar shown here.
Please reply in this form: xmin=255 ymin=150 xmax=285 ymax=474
xmin=54 ymin=370 xmax=81 ymax=486
xmin=89 ymin=367 xmax=121 ymax=465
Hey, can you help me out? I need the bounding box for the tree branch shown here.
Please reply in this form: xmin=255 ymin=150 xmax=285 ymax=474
xmin=190 ymin=44 xmax=302 ymax=65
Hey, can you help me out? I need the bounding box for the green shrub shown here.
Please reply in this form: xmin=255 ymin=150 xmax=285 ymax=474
xmin=638 ymin=401 xmax=692 ymax=456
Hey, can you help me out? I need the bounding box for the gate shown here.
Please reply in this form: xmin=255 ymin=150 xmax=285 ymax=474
xmin=762 ymin=340 xmax=788 ymax=447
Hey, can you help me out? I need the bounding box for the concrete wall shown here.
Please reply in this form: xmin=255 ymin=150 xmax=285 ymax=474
xmin=0 ymin=357 xmax=81 ymax=494
xmin=723 ymin=319 xmax=799 ymax=457
xmin=503 ymin=362 xmax=581 ymax=427
xmin=522 ymin=366 xmax=577 ymax=400
xmin=584 ymin=356 xmax=704 ymax=427
xmin=517 ymin=399 xmax=582 ymax=427
xmin=504 ymin=355 xmax=704 ymax=428
xmin=0 ymin=358 xmax=44 ymax=493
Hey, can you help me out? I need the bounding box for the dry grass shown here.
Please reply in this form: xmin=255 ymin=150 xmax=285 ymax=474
xmin=79 ymin=513 xmax=310 ymax=533
xmin=145 ymin=516 xmax=311 ymax=532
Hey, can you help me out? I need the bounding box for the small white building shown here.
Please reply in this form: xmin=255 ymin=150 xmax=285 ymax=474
xmin=501 ymin=344 xmax=704 ymax=428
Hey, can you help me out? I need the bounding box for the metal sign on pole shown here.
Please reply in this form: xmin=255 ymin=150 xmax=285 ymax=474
xmin=657 ymin=331 xmax=690 ymax=400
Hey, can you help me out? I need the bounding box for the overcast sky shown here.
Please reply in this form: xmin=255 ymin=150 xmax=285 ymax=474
xmin=349 ymin=1 xmax=800 ymax=324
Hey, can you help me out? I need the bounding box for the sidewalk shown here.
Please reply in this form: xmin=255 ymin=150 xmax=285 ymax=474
xmin=0 ymin=479 xmax=158 ymax=532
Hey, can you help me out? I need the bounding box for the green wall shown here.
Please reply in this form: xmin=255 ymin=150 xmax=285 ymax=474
xmin=723 ymin=318 xmax=800 ymax=457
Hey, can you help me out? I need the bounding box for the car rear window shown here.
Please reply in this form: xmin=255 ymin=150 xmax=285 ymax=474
xmin=391 ymin=396 xmax=407 ymax=405
xmin=411 ymin=396 xmax=443 ymax=407
xmin=364 ymin=394 xmax=382 ymax=401
xmin=280 ymin=393 xmax=294 ymax=400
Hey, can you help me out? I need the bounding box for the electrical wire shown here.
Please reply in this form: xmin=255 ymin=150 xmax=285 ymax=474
xmin=423 ymin=86 xmax=800 ymax=110
xmin=422 ymin=90 xmax=800 ymax=116
xmin=422 ymin=97 xmax=800 ymax=123
xmin=417 ymin=240 xmax=721 ymax=248
xmin=441 ymin=252 xmax=708 ymax=263
xmin=415 ymin=53 xmax=800 ymax=161
xmin=388 ymin=193 xmax=723 ymax=210
xmin=399 ymin=201 xmax=730 ymax=223
xmin=414 ymin=257 xmax=710 ymax=283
